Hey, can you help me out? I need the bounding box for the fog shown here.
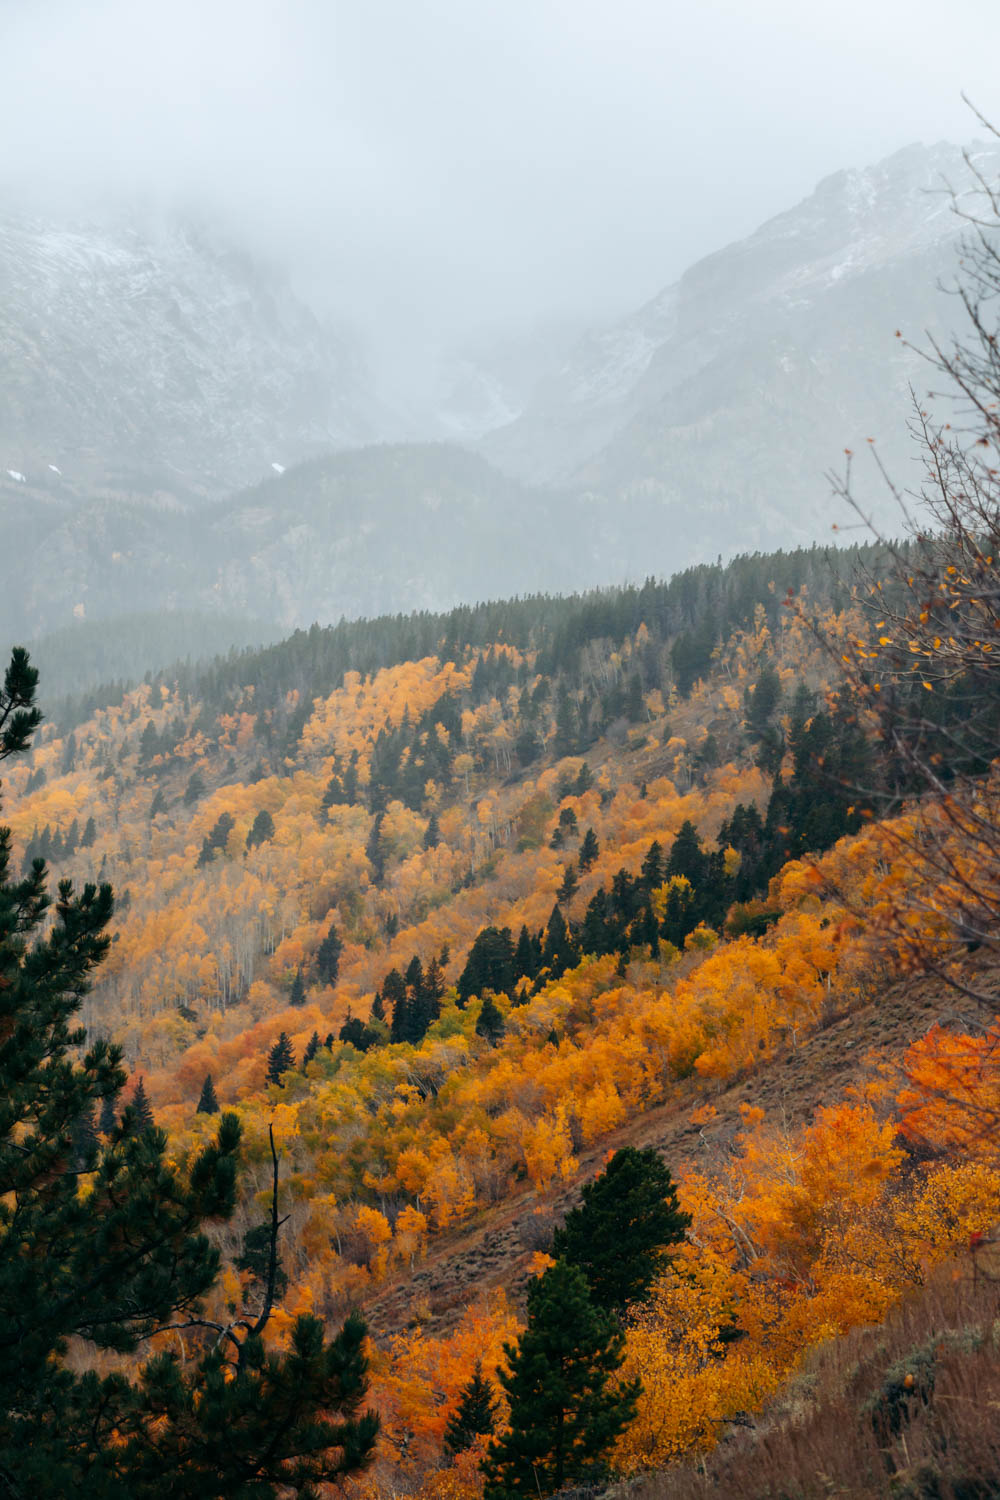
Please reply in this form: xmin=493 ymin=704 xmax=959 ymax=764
xmin=3 ymin=0 xmax=999 ymax=354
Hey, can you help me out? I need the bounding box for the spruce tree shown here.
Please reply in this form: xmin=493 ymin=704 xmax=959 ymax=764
xmin=289 ymin=966 xmax=306 ymax=1007
xmin=641 ymin=839 xmax=663 ymax=889
xmin=0 ymin=647 xmax=380 ymax=1495
xmin=558 ymin=862 xmax=579 ymax=902
xmin=481 ymin=1261 xmax=639 ymax=1498
xmin=245 ymin=808 xmax=275 ymax=850
xmin=266 ymin=1032 xmax=295 ymax=1086
xmin=475 ymin=993 xmax=505 ymax=1047
xmin=98 ymin=1090 xmax=118 ymax=1135
xmin=316 ymin=920 xmax=343 ymax=986
xmin=303 ymin=1031 xmax=320 ymax=1068
xmin=130 ymin=1076 xmax=155 ymax=1132
xmin=578 ymin=827 xmax=599 ymax=871
xmin=383 ymin=968 xmax=409 ymax=1042
xmin=423 ymin=811 xmax=441 ymax=849
xmin=80 ymin=815 xmax=97 ymax=848
xmin=196 ymin=1073 xmax=219 ymax=1114
xmin=423 ymin=956 xmax=446 ymax=1021
xmin=444 ymin=1361 xmax=500 ymax=1454
xmin=552 ymin=1146 xmax=691 ymax=1312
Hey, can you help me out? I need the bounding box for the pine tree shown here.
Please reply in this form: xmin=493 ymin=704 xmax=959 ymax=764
xmin=667 ymin=819 xmax=707 ymax=886
xmin=578 ymin=827 xmax=599 ymax=871
xmin=641 ymin=839 xmax=663 ymax=889
xmin=541 ymin=903 xmax=577 ymax=979
xmin=316 ymin=921 xmax=343 ymax=986
xmin=481 ymin=1261 xmax=639 ymax=1498
xmin=266 ymin=1032 xmax=295 ymax=1086
xmin=130 ymin=1076 xmax=155 ymax=1132
xmin=574 ymin=761 xmax=594 ymax=794
xmin=0 ymin=647 xmax=380 ymax=1495
xmin=196 ymin=1074 xmax=219 ymax=1115
xmin=475 ymin=993 xmax=505 ymax=1047
xmin=514 ymin=924 xmax=536 ymax=981
xmin=370 ymin=990 xmax=386 ymax=1025
xmin=384 ymin=969 xmax=409 ymax=1042
xmin=339 ymin=1016 xmax=379 ymax=1053
xmin=245 ymin=808 xmax=275 ymax=850
xmin=98 ymin=1090 xmax=118 ymax=1135
xmin=196 ymin=811 xmax=235 ymax=868
xmin=289 ymin=966 xmax=306 ymax=1007
xmin=457 ymin=926 xmax=515 ymax=1006
xmin=183 ymin=770 xmax=205 ymax=805
xmin=423 ymin=956 xmax=446 ymax=1021
xmin=80 ymin=815 xmax=97 ymax=848
xmin=423 ymin=811 xmax=441 ymax=849
xmin=558 ymin=862 xmax=579 ymax=901
xmin=303 ymin=1031 xmax=320 ymax=1068
xmin=552 ymin=1146 xmax=691 ymax=1312
xmin=444 ymin=1361 xmax=500 ymax=1455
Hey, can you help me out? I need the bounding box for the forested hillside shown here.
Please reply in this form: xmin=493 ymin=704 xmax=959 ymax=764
xmin=8 ymin=528 xmax=1000 ymax=1495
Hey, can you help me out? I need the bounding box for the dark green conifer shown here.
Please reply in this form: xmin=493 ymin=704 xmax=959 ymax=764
xmin=196 ymin=1074 xmax=219 ymax=1115
xmin=303 ymin=1031 xmax=320 ymax=1068
xmin=481 ymin=1261 xmax=639 ymax=1498
xmin=423 ymin=811 xmax=441 ymax=849
xmin=98 ymin=1090 xmax=118 ymax=1135
xmin=266 ymin=1032 xmax=295 ymax=1086
xmin=457 ymin=926 xmax=515 ymax=1007
xmin=641 ymin=839 xmax=663 ymax=888
xmin=423 ymin=956 xmax=446 ymax=1021
xmin=245 ymin=808 xmax=275 ymax=850
xmin=541 ymin=903 xmax=577 ymax=979
xmin=444 ymin=1361 xmax=500 ymax=1455
xmin=183 ymin=770 xmax=205 ymax=805
xmin=552 ymin=1146 xmax=690 ymax=1312
xmin=289 ymin=966 xmax=306 ymax=1007
xmin=339 ymin=1015 xmax=379 ymax=1052
xmin=475 ymin=993 xmax=505 ymax=1047
xmin=316 ymin=920 xmax=343 ymax=986
xmin=578 ymin=827 xmax=599 ymax=871
xmin=558 ymin=862 xmax=579 ymax=901
xmin=574 ymin=761 xmax=594 ymax=794
xmin=514 ymin=924 xmax=536 ymax=981
xmin=129 ymin=1076 xmax=155 ymax=1133
xmin=80 ymin=815 xmax=97 ymax=848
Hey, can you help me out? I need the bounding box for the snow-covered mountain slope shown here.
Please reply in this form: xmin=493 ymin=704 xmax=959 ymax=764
xmin=482 ymin=141 xmax=1000 ymax=560
xmin=0 ymin=209 xmax=385 ymax=500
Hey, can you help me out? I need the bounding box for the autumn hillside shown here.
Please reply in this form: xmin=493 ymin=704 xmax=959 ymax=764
xmin=6 ymin=538 xmax=999 ymax=1494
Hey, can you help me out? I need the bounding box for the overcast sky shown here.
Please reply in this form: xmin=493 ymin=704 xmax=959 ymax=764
xmin=3 ymin=0 xmax=999 ymax=352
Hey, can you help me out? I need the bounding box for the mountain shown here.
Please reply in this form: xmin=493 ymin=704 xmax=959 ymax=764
xmin=0 ymin=444 xmax=602 ymax=639
xmin=0 ymin=207 xmax=384 ymax=502
xmin=482 ymin=140 xmax=1000 ymax=562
